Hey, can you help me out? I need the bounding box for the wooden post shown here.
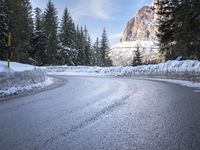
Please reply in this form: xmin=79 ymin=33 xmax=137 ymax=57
xmin=7 ymin=16 xmax=11 ymax=68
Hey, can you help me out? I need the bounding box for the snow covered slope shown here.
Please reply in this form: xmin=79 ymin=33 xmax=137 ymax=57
xmin=109 ymin=41 xmax=161 ymax=66
xmin=0 ymin=61 xmax=38 ymax=73
xmin=0 ymin=61 xmax=53 ymax=98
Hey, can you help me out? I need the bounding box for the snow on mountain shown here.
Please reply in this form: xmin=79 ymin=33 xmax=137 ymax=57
xmin=109 ymin=41 xmax=160 ymax=66
xmin=109 ymin=5 xmax=161 ymax=66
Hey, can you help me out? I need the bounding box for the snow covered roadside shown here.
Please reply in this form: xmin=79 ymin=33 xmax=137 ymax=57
xmin=47 ymin=60 xmax=200 ymax=89
xmin=140 ymin=78 xmax=200 ymax=90
xmin=0 ymin=61 xmax=54 ymax=98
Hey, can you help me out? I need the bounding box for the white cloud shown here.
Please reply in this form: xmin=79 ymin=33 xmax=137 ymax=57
xmin=70 ymin=0 xmax=116 ymax=20
xmin=110 ymin=32 xmax=122 ymax=39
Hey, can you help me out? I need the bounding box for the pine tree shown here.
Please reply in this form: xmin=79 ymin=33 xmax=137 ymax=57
xmin=100 ymin=28 xmax=109 ymax=61
xmin=4 ymin=0 xmax=34 ymax=62
xmin=154 ymin=0 xmax=177 ymax=60
xmin=59 ymin=8 xmax=75 ymax=48
xmin=155 ymin=0 xmax=200 ymax=60
xmin=90 ymin=38 xmax=98 ymax=66
xmin=83 ymin=25 xmax=92 ymax=65
xmin=43 ymin=0 xmax=58 ymax=65
xmin=172 ymin=0 xmax=191 ymax=59
xmin=132 ymin=45 xmax=142 ymax=66
xmin=57 ymin=7 xmax=77 ymax=65
xmin=30 ymin=7 xmax=47 ymax=65
xmin=77 ymin=26 xmax=87 ymax=65
xmin=0 ymin=0 xmax=114 ymax=65
xmin=74 ymin=25 xmax=80 ymax=50
xmin=76 ymin=26 xmax=82 ymax=65
xmin=191 ymin=0 xmax=200 ymax=60
xmin=0 ymin=0 xmax=9 ymax=60
xmin=34 ymin=7 xmax=42 ymax=31
xmin=173 ymin=0 xmax=200 ymax=60
xmin=92 ymin=37 xmax=102 ymax=66
xmin=100 ymin=28 xmax=112 ymax=66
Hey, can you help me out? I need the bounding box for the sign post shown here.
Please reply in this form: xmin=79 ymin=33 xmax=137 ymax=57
xmin=7 ymin=16 xmax=11 ymax=68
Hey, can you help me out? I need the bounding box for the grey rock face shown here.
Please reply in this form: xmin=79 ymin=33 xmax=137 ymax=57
xmin=121 ymin=6 xmax=157 ymax=42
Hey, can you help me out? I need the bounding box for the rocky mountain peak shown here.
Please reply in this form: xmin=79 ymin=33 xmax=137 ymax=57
xmin=109 ymin=5 xmax=162 ymax=66
xmin=121 ymin=5 xmax=157 ymax=42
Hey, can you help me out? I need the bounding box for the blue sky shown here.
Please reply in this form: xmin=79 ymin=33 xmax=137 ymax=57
xmin=31 ymin=0 xmax=153 ymax=46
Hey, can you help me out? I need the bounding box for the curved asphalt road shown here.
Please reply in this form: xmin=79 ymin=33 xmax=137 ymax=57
xmin=0 ymin=76 xmax=200 ymax=150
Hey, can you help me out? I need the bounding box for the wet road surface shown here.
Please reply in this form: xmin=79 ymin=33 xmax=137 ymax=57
xmin=0 ymin=76 xmax=200 ymax=150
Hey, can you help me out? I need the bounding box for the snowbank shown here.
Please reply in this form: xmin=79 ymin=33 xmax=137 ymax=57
xmin=48 ymin=60 xmax=199 ymax=76
xmin=47 ymin=60 xmax=200 ymax=89
xmin=0 ymin=61 xmax=53 ymax=98
xmin=47 ymin=60 xmax=200 ymax=84
xmin=0 ymin=61 xmax=37 ymax=73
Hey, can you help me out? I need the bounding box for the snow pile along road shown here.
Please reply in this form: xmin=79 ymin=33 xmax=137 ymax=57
xmin=47 ymin=60 xmax=200 ymax=81
xmin=0 ymin=61 xmax=53 ymax=98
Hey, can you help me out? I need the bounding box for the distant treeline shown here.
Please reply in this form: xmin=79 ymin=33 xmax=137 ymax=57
xmin=0 ymin=0 xmax=112 ymax=66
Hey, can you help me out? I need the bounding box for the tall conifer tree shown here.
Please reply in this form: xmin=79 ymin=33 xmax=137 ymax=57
xmin=43 ymin=0 xmax=58 ymax=65
xmin=30 ymin=7 xmax=47 ymax=65
xmin=100 ymin=28 xmax=111 ymax=66
xmin=59 ymin=8 xmax=75 ymax=48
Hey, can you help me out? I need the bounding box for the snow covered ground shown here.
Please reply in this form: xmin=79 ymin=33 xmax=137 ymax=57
xmin=141 ymin=78 xmax=200 ymax=90
xmin=47 ymin=60 xmax=200 ymax=89
xmin=0 ymin=61 xmax=54 ymax=98
xmin=1 ymin=60 xmax=200 ymax=98
xmin=0 ymin=61 xmax=38 ymax=73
